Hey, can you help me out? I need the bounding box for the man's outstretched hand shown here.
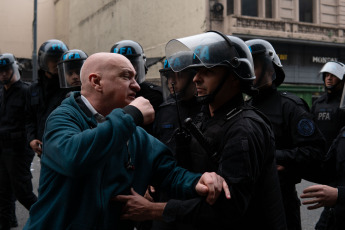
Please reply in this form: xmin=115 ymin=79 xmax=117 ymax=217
xmin=195 ymin=172 xmax=231 ymax=205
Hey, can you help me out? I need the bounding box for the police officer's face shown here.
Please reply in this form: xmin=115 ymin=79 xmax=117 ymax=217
xmin=253 ymin=56 xmax=274 ymax=89
xmin=167 ymin=72 xmax=190 ymax=94
xmin=0 ymin=66 xmax=13 ymax=83
xmin=193 ymin=66 xmax=227 ymax=97
xmin=65 ymin=69 xmax=81 ymax=87
xmin=325 ymin=73 xmax=340 ymax=88
xmin=47 ymin=59 xmax=59 ymax=76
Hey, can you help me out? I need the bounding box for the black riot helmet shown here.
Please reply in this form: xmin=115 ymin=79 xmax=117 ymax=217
xmin=0 ymin=53 xmax=20 ymax=85
xmin=245 ymin=39 xmax=285 ymax=88
xmin=160 ymin=53 xmax=197 ymax=101
xmin=38 ymin=39 xmax=69 ymax=76
xmin=110 ymin=40 xmax=148 ymax=84
xmin=57 ymin=49 xmax=88 ymax=88
xmin=165 ymin=31 xmax=256 ymax=103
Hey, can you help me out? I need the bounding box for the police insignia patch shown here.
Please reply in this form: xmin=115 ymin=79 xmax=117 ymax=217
xmin=297 ymin=119 xmax=315 ymax=136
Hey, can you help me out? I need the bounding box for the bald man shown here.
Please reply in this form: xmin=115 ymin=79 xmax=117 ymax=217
xmin=23 ymin=53 xmax=229 ymax=230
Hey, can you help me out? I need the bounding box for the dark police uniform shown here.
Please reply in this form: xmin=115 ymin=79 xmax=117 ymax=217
xmin=150 ymin=96 xmax=201 ymax=230
xmin=26 ymin=71 xmax=72 ymax=146
xmin=0 ymin=80 xmax=37 ymax=228
xmin=162 ymin=94 xmax=287 ymax=230
xmin=311 ymin=90 xmax=345 ymax=151
xmin=308 ymin=126 xmax=345 ymax=230
xmin=136 ymin=81 xmax=163 ymax=135
xmin=153 ymin=96 xmax=201 ymax=155
xmin=250 ymin=88 xmax=326 ymax=230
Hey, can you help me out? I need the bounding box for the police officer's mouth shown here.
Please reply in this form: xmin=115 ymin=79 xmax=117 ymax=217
xmin=71 ymin=81 xmax=81 ymax=86
xmin=196 ymin=87 xmax=206 ymax=94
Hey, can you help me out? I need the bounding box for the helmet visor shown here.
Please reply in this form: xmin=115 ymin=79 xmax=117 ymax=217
xmin=165 ymin=32 xmax=238 ymax=72
xmin=160 ymin=68 xmax=197 ymax=101
xmin=252 ymin=54 xmax=276 ymax=89
xmin=58 ymin=61 xmax=83 ymax=88
xmin=0 ymin=63 xmax=20 ymax=85
xmin=339 ymin=82 xmax=345 ymax=109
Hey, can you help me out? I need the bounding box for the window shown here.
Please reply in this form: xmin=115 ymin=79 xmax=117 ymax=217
xmin=299 ymin=0 xmax=313 ymax=23
xmin=266 ymin=0 xmax=272 ymax=18
xmin=242 ymin=0 xmax=258 ymax=17
xmin=227 ymin=0 xmax=234 ymax=15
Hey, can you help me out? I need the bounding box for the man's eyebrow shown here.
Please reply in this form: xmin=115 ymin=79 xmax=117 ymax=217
xmin=120 ymin=68 xmax=135 ymax=76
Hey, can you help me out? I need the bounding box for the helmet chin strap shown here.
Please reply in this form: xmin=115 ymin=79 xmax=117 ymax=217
xmin=196 ymin=70 xmax=229 ymax=105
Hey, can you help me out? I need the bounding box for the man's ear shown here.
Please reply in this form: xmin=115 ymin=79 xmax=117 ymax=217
xmin=89 ymin=73 xmax=102 ymax=92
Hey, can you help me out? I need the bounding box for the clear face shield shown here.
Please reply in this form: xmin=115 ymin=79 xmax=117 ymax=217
xmin=252 ymin=54 xmax=276 ymax=89
xmin=165 ymin=32 xmax=254 ymax=79
xmin=58 ymin=60 xmax=83 ymax=88
xmin=44 ymin=55 xmax=61 ymax=76
xmin=339 ymin=81 xmax=345 ymax=109
xmin=128 ymin=55 xmax=146 ymax=84
xmin=0 ymin=63 xmax=20 ymax=85
xmin=160 ymin=68 xmax=197 ymax=101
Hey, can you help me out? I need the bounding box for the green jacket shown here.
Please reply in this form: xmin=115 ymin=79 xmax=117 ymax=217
xmin=24 ymin=92 xmax=200 ymax=230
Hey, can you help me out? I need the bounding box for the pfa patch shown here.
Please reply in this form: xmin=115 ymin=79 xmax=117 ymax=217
xmin=297 ymin=119 xmax=315 ymax=137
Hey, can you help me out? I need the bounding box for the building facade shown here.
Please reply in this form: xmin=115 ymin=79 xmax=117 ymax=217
xmin=0 ymin=0 xmax=56 ymax=81
xmin=54 ymin=0 xmax=345 ymax=105
xmin=2 ymin=0 xmax=345 ymax=105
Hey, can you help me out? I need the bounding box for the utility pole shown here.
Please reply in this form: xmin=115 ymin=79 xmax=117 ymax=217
xmin=32 ymin=0 xmax=38 ymax=82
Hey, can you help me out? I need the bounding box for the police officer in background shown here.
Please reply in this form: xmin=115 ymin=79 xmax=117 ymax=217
xmin=26 ymin=39 xmax=69 ymax=157
xmin=245 ymin=39 xmax=326 ymax=230
xmin=57 ymin=49 xmax=87 ymax=90
xmin=115 ymin=31 xmax=287 ymax=229
xmin=149 ymin=57 xmax=201 ymax=230
xmin=110 ymin=40 xmax=163 ymax=134
xmin=0 ymin=54 xmax=37 ymax=230
xmin=153 ymin=57 xmax=200 ymax=159
xmin=311 ymin=61 xmax=345 ymax=150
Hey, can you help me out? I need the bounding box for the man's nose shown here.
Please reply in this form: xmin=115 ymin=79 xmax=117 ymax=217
xmin=131 ymin=79 xmax=141 ymax=92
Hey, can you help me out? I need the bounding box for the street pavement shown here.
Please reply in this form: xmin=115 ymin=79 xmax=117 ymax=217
xmin=13 ymin=155 xmax=323 ymax=230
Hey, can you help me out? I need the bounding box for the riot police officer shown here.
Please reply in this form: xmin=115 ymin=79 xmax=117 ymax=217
xmin=116 ymin=31 xmax=287 ymax=230
xmin=57 ymin=49 xmax=88 ymax=90
xmin=150 ymin=57 xmax=201 ymax=230
xmin=245 ymin=39 xmax=326 ymax=230
xmin=154 ymin=57 xmax=200 ymax=156
xmin=0 ymin=53 xmax=37 ymax=230
xmin=311 ymin=61 xmax=345 ymax=150
xmin=110 ymin=40 xmax=163 ymax=134
xmin=26 ymin=39 xmax=69 ymax=157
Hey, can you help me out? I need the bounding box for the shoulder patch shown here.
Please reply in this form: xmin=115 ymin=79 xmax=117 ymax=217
xmin=297 ymin=118 xmax=315 ymax=136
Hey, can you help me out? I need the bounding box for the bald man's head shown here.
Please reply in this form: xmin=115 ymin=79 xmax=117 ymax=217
xmin=81 ymin=53 xmax=132 ymax=88
xmin=79 ymin=52 xmax=139 ymax=115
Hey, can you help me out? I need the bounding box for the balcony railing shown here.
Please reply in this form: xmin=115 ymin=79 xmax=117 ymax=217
xmin=228 ymin=16 xmax=345 ymax=43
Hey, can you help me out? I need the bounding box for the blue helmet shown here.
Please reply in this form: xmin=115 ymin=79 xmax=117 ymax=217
xmin=110 ymin=40 xmax=147 ymax=84
xmin=57 ymin=49 xmax=88 ymax=88
xmin=38 ymin=39 xmax=69 ymax=74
